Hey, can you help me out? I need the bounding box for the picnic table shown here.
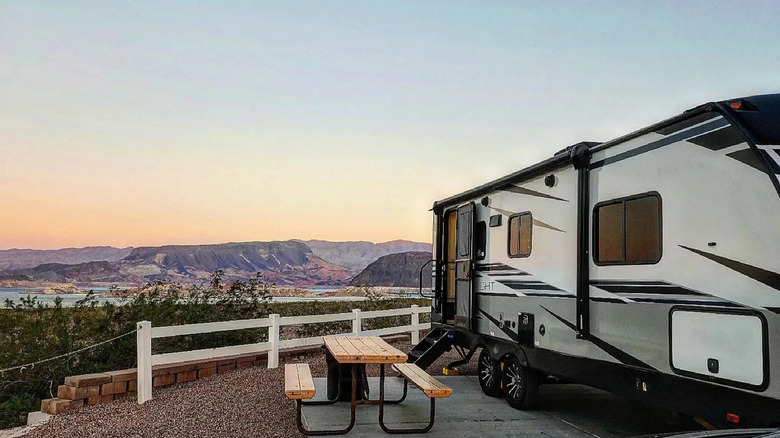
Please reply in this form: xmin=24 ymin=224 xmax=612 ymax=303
xmin=324 ymin=336 xmax=407 ymax=402
xmin=285 ymin=335 xmax=452 ymax=435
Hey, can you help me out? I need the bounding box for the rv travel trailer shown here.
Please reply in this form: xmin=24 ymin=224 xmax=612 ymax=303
xmin=409 ymin=94 xmax=780 ymax=428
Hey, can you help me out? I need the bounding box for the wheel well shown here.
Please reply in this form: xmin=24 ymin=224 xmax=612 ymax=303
xmin=479 ymin=337 xmax=529 ymax=367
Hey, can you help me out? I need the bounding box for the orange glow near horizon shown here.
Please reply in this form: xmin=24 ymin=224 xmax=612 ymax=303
xmin=0 ymin=128 xmax=468 ymax=249
xmin=0 ymin=153 xmax=442 ymax=249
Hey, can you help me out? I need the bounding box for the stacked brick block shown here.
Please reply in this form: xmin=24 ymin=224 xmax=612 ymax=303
xmin=39 ymin=353 xmax=268 ymax=415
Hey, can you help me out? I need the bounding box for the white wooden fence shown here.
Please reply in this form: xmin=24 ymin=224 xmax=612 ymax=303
xmin=136 ymin=305 xmax=431 ymax=403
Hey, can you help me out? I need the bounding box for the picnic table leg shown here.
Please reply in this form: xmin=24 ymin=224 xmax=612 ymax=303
xmin=301 ymin=383 xmax=343 ymax=406
xmin=378 ymin=364 xmax=437 ymax=434
xmin=363 ymin=364 xmax=407 ymax=405
xmin=295 ymin=365 xmax=358 ymax=436
xmin=303 ymin=350 xmax=345 ymax=405
xmin=326 ymin=349 xmax=366 ymax=402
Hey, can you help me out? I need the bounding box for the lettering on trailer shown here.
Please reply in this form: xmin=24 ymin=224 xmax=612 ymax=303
xmin=478 ymin=281 xmax=495 ymax=292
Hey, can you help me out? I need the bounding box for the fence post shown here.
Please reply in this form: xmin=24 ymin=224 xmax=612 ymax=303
xmin=410 ymin=305 xmax=420 ymax=345
xmin=268 ymin=314 xmax=280 ymax=369
xmin=352 ymin=309 xmax=362 ymax=335
xmin=136 ymin=321 xmax=152 ymax=404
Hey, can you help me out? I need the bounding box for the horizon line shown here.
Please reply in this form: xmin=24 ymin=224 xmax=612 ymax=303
xmin=0 ymin=238 xmax=431 ymax=252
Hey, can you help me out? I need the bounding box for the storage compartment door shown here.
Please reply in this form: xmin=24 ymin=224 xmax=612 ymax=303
xmin=670 ymin=309 xmax=766 ymax=389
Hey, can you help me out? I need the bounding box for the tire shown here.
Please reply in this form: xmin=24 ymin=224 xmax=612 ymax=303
xmin=501 ymin=354 xmax=540 ymax=410
xmin=478 ymin=349 xmax=502 ymax=397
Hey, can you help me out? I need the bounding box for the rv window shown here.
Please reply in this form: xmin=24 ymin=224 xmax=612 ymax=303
xmin=597 ymin=203 xmax=623 ymax=262
xmin=508 ymin=212 xmax=532 ymax=258
xmin=594 ymin=192 xmax=661 ymax=265
xmin=625 ymin=196 xmax=660 ymax=262
xmin=475 ymin=221 xmax=486 ymax=261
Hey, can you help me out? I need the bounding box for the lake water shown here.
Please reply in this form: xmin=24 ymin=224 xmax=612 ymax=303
xmin=0 ymin=286 xmax=362 ymax=307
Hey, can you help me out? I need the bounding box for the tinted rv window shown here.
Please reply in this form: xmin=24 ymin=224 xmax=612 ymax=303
xmin=508 ymin=212 xmax=532 ymax=258
xmin=475 ymin=221 xmax=487 ymax=261
xmin=597 ymin=203 xmax=623 ymax=262
xmin=594 ymin=193 xmax=661 ymax=265
xmin=625 ymin=196 xmax=660 ymax=262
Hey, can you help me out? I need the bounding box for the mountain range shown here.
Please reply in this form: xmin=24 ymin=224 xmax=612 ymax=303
xmin=0 ymin=240 xmax=432 ymax=287
xmin=0 ymin=247 xmax=133 ymax=271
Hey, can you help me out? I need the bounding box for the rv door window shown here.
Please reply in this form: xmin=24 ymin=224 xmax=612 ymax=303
xmin=594 ymin=192 xmax=662 ymax=265
xmin=508 ymin=212 xmax=532 ymax=258
xmin=475 ymin=221 xmax=487 ymax=260
xmin=456 ymin=206 xmax=472 ymax=258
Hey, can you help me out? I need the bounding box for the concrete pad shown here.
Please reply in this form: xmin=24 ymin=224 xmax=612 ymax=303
xmin=26 ymin=411 xmax=51 ymax=427
xmin=301 ymin=376 xmax=702 ymax=437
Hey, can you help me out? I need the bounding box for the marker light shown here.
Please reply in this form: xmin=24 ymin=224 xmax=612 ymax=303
xmin=726 ymin=413 xmax=740 ymax=424
xmin=727 ymin=100 xmax=757 ymax=111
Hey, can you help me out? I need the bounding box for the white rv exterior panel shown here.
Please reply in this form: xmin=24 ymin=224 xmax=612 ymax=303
xmin=671 ymin=310 xmax=765 ymax=387
xmin=430 ymin=94 xmax=780 ymax=426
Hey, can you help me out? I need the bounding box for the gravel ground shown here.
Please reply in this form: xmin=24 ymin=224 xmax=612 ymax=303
xmin=23 ymin=339 xmax=478 ymax=438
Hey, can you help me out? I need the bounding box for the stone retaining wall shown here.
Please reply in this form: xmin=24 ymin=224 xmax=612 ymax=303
xmin=41 ymin=334 xmax=410 ymax=415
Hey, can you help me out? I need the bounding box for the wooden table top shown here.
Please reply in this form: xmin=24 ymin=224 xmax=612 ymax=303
xmin=323 ymin=336 xmax=408 ymax=364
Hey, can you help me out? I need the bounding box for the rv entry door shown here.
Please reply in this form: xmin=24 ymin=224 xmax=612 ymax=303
xmin=454 ymin=203 xmax=475 ymax=330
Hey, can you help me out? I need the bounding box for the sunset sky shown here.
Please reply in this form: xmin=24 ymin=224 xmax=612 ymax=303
xmin=1 ymin=1 xmax=779 ymax=249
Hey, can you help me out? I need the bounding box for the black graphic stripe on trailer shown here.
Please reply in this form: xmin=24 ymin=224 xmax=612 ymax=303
xmin=498 ymin=280 xmax=566 ymax=292
xmin=539 ymin=306 xmax=655 ymax=370
xmin=726 ymin=148 xmax=766 ymax=171
xmin=629 ymin=298 xmax=742 ymax=307
xmin=475 ymin=291 xmax=574 ymax=298
xmin=477 ymin=309 xmax=518 ymax=341
xmin=523 ymin=293 xmax=574 ymax=298
xmin=475 ymin=292 xmax=518 ymax=298
xmin=687 ymin=125 xmax=745 ymax=150
xmin=474 ymin=263 xmax=527 ymax=273
xmin=590 ymin=280 xmax=707 ymax=296
xmin=590 ymin=279 xmax=744 ymax=307
xmin=679 ymin=245 xmax=780 ymax=291
xmin=758 ymin=148 xmax=780 ymax=174
xmin=654 ymin=112 xmax=719 ymax=135
xmin=484 ymin=272 xmax=532 ymax=277
xmin=590 ymin=297 xmax=627 ymax=304
xmin=590 ymin=118 xmax=729 ymax=169
xmin=497 ymin=184 xmax=569 ymax=202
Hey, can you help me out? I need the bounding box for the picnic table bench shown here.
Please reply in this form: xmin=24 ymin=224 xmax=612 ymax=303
xmin=283 ymin=336 xmax=452 ymax=435
xmin=285 ymin=363 xmax=316 ymax=400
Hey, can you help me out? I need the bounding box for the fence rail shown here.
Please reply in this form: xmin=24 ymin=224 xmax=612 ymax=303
xmin=136 ymin=304 xmax=430 ymax=404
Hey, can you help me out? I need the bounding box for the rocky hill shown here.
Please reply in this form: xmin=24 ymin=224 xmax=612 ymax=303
xmin=303 ymin=240 xmax=431 ymax=270
xmin=8 ymin=261 xmax=129 ymax=284
xmin=0 ymin=246 xmax=133 ymax=271
xmin=348 ymin=251 xmax=432 ymax=287
xmin=118 ymin=240 xmax=350 ymax=286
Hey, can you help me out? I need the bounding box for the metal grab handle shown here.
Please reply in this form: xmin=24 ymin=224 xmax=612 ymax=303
xmin=419 ymin=259 xmax=434 ymax=298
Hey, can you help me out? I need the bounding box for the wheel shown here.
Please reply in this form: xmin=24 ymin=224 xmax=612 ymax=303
xmin=501 ymin=354 xmax=540 ymax=410
xmin=478 ymin=349 xmax=502 ymax=397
